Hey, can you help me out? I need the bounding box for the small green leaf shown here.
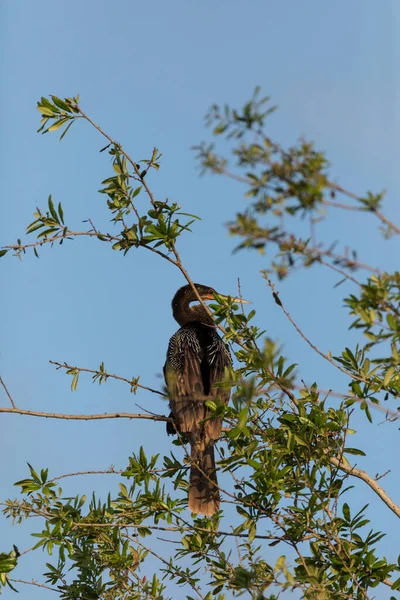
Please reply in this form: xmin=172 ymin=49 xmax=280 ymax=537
xmin=391 ymin=577 xmax=400 ymax=591
xmin=59 ymin=119 xmax=74 ymax=141
xmin=275 ymin=555 xmax=286 ymax=570
xmin=344 ymin=448 xmax=366 ymax=456
xmin=342 ymin=503 xmax=350 ymax=521
xmin=37 ymin=106 xmax=56 ymax=117
xmin=48 ymin=117 xmax=70 ymax=132
xmin=71 ymin=372 xmax=79 ymax=391
xmin=50 ymin=96 xmax=71 ymax=112
xmin=58 ymin=202 xmax=64 ymax=224
xmin=383 ymin=366 xmax=395 ymax=387
xmin=48 ymin=195 xmax=58 ymax=222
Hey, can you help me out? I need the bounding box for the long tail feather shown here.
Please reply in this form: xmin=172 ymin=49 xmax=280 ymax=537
xmin=188 ymin=444 xmax=219 ymax=516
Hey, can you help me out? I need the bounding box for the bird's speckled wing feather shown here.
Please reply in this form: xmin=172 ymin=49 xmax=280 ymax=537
xmin=164 ymin=322 xmax=232 ymax=444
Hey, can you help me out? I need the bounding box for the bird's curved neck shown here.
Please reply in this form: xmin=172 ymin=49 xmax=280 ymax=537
xmin=172 ymin=292 xmax=214 ymax=327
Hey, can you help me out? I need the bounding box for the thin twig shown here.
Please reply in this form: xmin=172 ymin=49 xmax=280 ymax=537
xmin=50 ymin=360 xmax=166 ymax=397
xmin=212 ymin=163 xmax=400 ymax=236
xmin=2 ymin=229 xmax=121 ymax=253
xmin=125 ymin=534 xmax=205 ymax=600
xmin=76 ymin=106 xmax=158 ymax=210
xmin=329 ymin=456 xmax=400 ymax=519
xmin=318 ymin=257 xmax=361 ymax=287
xmin=327 ymin=183 xmax=400 ymax=235
xmin=9 ymin=578 xmax=58 ymax=592
xmin=291 ymin=383 xmax=399 ymax=420
xmin=0 ymin=376 xmax=16 ymax=408
xmin=47 ymin=468 xmax=123 ymax=484
xmin=262 ymin=273 xmax=391 ymax=390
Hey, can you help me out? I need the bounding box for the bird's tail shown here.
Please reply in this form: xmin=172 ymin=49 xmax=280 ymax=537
xmin=189 ymin=444 xmax=220 ymax=516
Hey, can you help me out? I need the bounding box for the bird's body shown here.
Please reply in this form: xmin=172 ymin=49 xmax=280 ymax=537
xmin=164 ymin=284 xmax=233 ymax=516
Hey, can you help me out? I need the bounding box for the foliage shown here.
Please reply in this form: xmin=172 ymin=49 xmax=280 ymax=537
xmin=1 ymin=90 xmax=399 ymax=599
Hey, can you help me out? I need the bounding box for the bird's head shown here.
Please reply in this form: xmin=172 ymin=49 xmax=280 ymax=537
xmin=172 ymin=283 xmax=250 ymax=326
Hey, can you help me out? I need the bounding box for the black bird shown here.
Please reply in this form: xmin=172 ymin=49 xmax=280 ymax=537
xmin=164 ymin=283 xmax=249 ymax=516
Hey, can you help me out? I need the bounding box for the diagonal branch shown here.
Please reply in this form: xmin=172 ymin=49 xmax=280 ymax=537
xmin=75 ymin=106 xmax=158 ymax=211
xmin=262 ymin=273 xmax=393 ymax=392
xmin=327 ymin=183 xmax=400 ymax=235
xmin=329 ymin=455 xmax=400 ymax=519
xmin=0 ymin=376 xmax=16 ymax=408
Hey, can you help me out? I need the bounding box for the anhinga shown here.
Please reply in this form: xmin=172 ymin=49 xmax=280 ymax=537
xmin=164 ymin=283 xmax=249 ymax=516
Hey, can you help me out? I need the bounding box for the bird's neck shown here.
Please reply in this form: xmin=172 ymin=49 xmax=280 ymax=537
xmin=172 ymin=299 xmax=214 ymax=327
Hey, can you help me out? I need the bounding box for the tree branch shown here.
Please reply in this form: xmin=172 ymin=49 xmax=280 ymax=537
xmin=0 ymin=376 xmax=16 ymax=408
xmin=50 ymin=360 xmax=166 ymax=397
xmin=262 ymin=274 xmax=392 ymax=392
xmin=329 ymin=456 xmax=400 ymax=519
xmin=0 ymin=407 xmax=168 ymax=422
xmin=327 ymin=183 xmax=400 ymax=235
xmin=291 ymin=383 xmax=399 ymax=420
xmin=75 ymin=106 xmax=159 ymax=211
xmin=9 ymin=578 xmax=58 ymax=593
xmin=2 ymin=229 xmax=122 ymax=254
xmin=208 ymin=162 xmax=400 ymax=236
xmin=47 ymin=468 xmax=123 ymax=484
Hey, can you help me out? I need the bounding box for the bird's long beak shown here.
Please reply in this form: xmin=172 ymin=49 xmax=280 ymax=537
xmin=230 ymin=296 xmax=251 ymax=304
xmin=206 ymin=293 xmax=251 ymax=304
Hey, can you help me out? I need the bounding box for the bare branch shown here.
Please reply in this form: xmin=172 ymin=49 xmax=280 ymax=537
xmin=9 ymin=578 xmax=58 ymax=592
xmin=0 ymin=407 xmax=168 ymax=422
xmin=262 ymin=273 xmax=391 ymax=391
xmin=328 ymin=183 xmax=400 ymax=235
xmin=47 ymin=468 xmax=123 ymax=484
xmin=291 ymin=383 xmax=399 ymax=420
xmin=50 ymin=360 xmax=166 ymax=397
xmin=318 ymin=256 xmax=361 ymax=287
xmin=2 ymin=229 xmax=121 ymax=254
xmin=208 ymin=162 xmax=400 ymax=236
xmin=0 ymin=376 xmax=16 ymax=408
xmin=329 ymin=456 xmax=400 ymax=519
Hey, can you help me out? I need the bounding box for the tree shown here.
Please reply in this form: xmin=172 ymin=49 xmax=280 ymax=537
xmin=0 ymin=88 xmax=399 ymax=599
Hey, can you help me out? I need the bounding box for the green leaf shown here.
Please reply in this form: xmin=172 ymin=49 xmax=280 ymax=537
xmin=50 ymin=96 xmax=71 ymax=112
xmin=59 ymin=119 xmax=74 ymax=141
xmin=26 ymin=222 xmax=44 ymax=235
xmin=119 ymin=483 xmax=129 ymax=497
xmin=0 ymin=249 xmax=8 ymax=258
xmin=58 ymin=202 xmax=64 ymax=224
xmin=344 ymin=448 xmax=366 ymax=456
xmin=48 ymin=117 xmax=70 ymax=132
xmin=391 ymin=577 xmax=400 ymax=591
xmin=0 ymin=557 xmax=17 ymax=574
xmin=383 ymin=366 xmax=395 ymax=387
xmin=48 ymin=195 xmax=58 ymax=222
xmin=27 ymin=463 xmax=41 ymax=483
xmin=71 ymin=372 xmax=79 ymax=391
xmin=275 ymin=555 xmax=286 ymax=570
xmin=37 ymin=105 xmax=56 ymax=117
xmin=342 ymin=503 xmax=350 ymax=521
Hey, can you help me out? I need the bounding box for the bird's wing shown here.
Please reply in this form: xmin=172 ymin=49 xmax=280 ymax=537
xmin=201 ymin=332 xmax=232 ymax=442
xmin=165 ymin=326 xmax=207 ymax=434
xmin=207 ymin=332 xmax=232 ymax=404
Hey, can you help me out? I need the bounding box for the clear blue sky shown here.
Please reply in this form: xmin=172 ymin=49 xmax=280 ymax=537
xmin=1 ymin=1 xmax=399 ymax=598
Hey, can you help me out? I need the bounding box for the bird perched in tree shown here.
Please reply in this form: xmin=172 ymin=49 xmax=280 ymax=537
xmin=164 ymin=283 xmax=249 ymax=516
